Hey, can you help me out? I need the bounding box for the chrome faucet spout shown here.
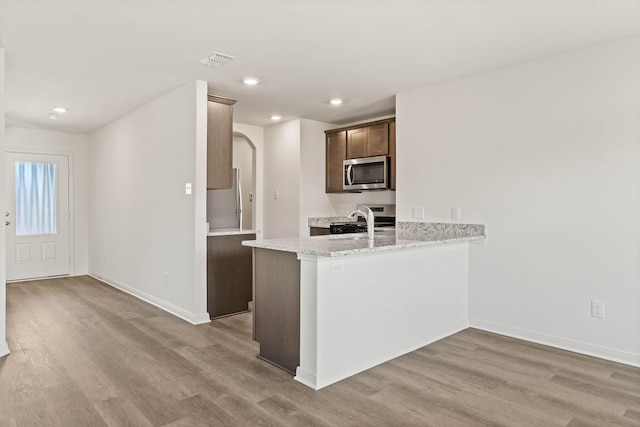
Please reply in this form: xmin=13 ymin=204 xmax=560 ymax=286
xmin=347 ymin=205 xmax=375 ymax=240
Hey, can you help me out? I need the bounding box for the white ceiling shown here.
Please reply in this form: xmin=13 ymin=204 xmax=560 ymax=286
xmin=1 ymin=0 xmax=639 ymax=134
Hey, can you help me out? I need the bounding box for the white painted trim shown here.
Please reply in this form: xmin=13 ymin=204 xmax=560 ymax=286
xmin=6 ymin=149 xmax=76 ymax=276
xmin=89 ymin=273 xmax=211 ymax=325
xmin=294 ymin=367 xmax=318 ymax=390
xmin=0 ymin=341 xmax=9 ymax=357
xmin=310 ymin=318 xmax=469 ymax=390
xmin=471 ymin=319 xmax=640 ymax=368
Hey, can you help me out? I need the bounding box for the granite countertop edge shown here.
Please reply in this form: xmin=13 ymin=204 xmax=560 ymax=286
xmin=208 ymin=229 xmax=257 ymax=237
xmin=242 ymin=234 xmax=485 ymax=257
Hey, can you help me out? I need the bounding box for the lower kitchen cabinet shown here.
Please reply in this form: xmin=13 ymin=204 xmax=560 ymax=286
xmin=309 ymin=227 xmax=330 ymax=236
xmin=207 ymin=234 xmax=256 ymax=318
xmin=253 ymin=247 xmax=301 ymax=374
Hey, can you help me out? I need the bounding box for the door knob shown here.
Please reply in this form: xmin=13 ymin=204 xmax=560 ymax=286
xmin=5 ymin=212 xmax=8 ymax=217
xmin=5 ymin=221 xmax=9 ymax=226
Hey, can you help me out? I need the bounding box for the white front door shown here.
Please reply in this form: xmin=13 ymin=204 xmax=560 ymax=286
xmin=5 ymin=152 xmax=70 ymax=281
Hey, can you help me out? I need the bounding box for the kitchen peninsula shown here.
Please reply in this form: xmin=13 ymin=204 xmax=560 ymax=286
xmin=243 ymin=222 xmax=485 ymax=390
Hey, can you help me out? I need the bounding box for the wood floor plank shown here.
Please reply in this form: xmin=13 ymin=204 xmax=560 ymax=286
xmin=625 ymin=409 xmax=640 ymax=423
xmin=92 ymin=396 xmax=154 ymax=427
xmin=0 ymin=418 xmax=17 ymax=427
xmin=2 ymin=276 xmax=639 ymax=427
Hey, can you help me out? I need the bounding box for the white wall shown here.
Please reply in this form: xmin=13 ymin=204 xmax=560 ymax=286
xmin=396 ymin=36 xmax=640 ymax=365
xmin=233 ymin=123 xmax=264 ymax=237
xmin=263 ymin=119 xmax=301 ymax=238
xmin=299 ymin=118 xmax=338 ymax=237
xmin=0 ymin=46 xmax=8 ymax=357
xmin=5 ymin=128 xmax=89 ymax=276
xmin=233 ymin=136 xmax=253 ymax=230
xmin=88 ymin=81 xmax=209 ymax=324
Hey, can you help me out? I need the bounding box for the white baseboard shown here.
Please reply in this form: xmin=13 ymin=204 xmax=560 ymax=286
xmin=471 ymin=319 xmax=640 ymax=368
xmin=300 ymin=318 xmax=469 ymax=390
xmin=0 ymin=341 xmax=9 ymax=358
xmin=294 ymin=368 xmax=318 ymax=390
xmin=89 ymin=272 xmax=211 ymax=326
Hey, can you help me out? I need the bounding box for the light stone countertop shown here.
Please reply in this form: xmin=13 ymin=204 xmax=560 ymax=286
xmin=208 ymin=228 xmax=257 ymax=237
xmin=242 ymin=231 xmax=485 ymax=257
xmin=307 ymin=216 xmax=356 ymax=228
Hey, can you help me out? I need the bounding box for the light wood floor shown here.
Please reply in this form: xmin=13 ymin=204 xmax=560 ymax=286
xmin=1 ymin=276 xmax=638 ymax=426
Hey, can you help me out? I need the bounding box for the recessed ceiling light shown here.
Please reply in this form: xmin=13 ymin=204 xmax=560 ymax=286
xmin=52 ymin=107 xmax=67 ymax=113
xmin=48 ymin=113 xmax=58 ymax=120
xmin=270 ymin=115 xmax=282 ymax=121
xmin=329 ymin=98 xmax=343 ymax=105
xmin=243 ymin=77 xmax=260 ymax=86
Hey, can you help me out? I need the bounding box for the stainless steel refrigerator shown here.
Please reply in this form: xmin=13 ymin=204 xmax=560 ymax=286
xmin=207 ymin=168 xmax=242 ymax=229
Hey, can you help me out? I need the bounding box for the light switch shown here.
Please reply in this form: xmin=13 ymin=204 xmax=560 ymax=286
xmin=185 ymin=183 xmax=192 ymax=195
xmin=412 ymin=207 xmax=424 ymax=219
xmin=273 ymin=190 xmax=279 ymax=200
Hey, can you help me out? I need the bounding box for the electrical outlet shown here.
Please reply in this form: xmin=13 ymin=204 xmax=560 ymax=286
xmin=412 ymin=206 xmax=424 ymax=219
xmin=273 ymin=190 xmax=279 ymax=200
xmin=591 ymin=300 xmax=605 ymax=319
xmin=185 ymin=183 xmax=192 ymax=195
xmin=382 ymin=304 xmax=389 ymax=320
xmin=451 ymin=206 xmax=461 ymax=220
xmin=163 ymin=272 xmax=169 ymax=285
xmin=331 ymin=262 xmax=344 ymax=274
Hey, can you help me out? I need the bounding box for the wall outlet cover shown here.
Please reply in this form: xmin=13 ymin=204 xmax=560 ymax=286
xmin=412 ymin=207 xmax=425 ymax=219
xmin=451 ymin=206 xmax=461 ymax=220
xmin=591 ymin=300 xmax=605 ymax=319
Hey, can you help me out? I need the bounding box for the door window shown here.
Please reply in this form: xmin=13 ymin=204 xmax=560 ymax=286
xmin=14 ymin=161 xmax=57 ymax=236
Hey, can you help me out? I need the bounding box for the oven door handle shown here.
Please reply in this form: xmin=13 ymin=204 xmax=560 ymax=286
xmin=346 ymin=164 xmax=354 ymax=186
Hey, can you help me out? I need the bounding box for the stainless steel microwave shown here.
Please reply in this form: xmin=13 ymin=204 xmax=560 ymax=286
xmin=343 ymin=156 xmax=389 ymax=191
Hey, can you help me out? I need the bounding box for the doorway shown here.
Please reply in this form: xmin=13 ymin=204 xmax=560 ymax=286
xmin=5 ymin=152 xmax=71 ymax=281
xmin=233 ymin=135 xmax=256 ymax=230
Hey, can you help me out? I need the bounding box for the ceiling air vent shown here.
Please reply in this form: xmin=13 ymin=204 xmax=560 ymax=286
xmin=198 ymin=51 xmax=235 ymax=67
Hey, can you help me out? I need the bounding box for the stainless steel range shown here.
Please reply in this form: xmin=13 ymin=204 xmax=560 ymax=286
xmin=329 ymin=204 xmax=396 ymax=234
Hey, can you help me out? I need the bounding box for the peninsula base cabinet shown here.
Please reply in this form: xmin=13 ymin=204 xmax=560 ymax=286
xmin=249 ymin=242 xmax=471 ymax=390
xmin=252 ymin=248 xmax=301 ymax=374
xmin=207 ymin=234 xmax=255 ymax=318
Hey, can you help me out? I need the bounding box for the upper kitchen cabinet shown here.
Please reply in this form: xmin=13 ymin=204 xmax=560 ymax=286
xmin=207 ymin=95 xmax=237 ymax=190
xmin=389 ymin=120 xmax=396 ymax=191
xmin=325 ymin=118 xmax=396 ymax=193
xmin=346 ymin=122 xmax=389 ymax=159
xmin=325 ymin=130 xmax=347 ymax=193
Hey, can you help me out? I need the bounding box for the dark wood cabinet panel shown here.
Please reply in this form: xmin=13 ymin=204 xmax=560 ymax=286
xmin=389 ymin=121 xmax=396 ymax=191
xmin=207 ymin=234 xmax=255 ymax=318
xmin=207 ymin=96 xmax=236 ymax=190
xmin=325 ymin=130 xmax=347 ymax=193
xmin=309 ymin=227 xmax=330 ymax=236
xmin=347 ymin=123 xmax=388 ymax=159
xmin=253 ymin=248 xmax=300 ymax=374
xmin=346 ymin=128 xmax=368 ymax=159
xmin=368 ymin=123 xmax=389 ymax=157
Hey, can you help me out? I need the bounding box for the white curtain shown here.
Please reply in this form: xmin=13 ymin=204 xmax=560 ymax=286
xmin=15 ymin=161 xmax=57 ymax=236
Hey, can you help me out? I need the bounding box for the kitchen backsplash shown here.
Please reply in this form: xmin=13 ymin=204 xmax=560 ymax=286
xmin=397 ymin=222 xmax=485 ymax=241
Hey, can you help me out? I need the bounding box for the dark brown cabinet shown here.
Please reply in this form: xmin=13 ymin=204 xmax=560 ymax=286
xmin=346 ymin=122 xmax=389 ymax=159
xmin=207 ymin=95 xmax=236 ymax=190
xmin=325 ymin=130 xmax=347 ymax=193
xmin=253 ymin=248 xmax=301 ymax=374
xmin=325 ymin=118 xmax=396 ymax=193
xmin=207 ymin=234 xmax=255 ymax=318
xmin=309 ymin=227 xmax=330 ymax=236
xmin=389 ymin=121 xmax=396 ymax=191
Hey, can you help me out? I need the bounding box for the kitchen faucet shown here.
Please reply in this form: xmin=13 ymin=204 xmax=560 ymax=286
xmin=348 ymin=205 xmax=375 ymax=240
